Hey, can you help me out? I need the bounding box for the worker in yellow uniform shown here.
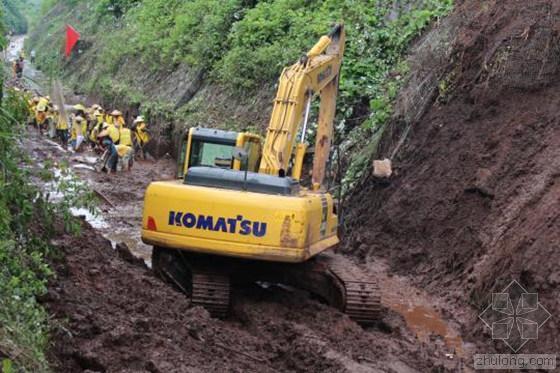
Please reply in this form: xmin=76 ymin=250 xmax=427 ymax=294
xmin=71 ymin=115 xmax=87 ymax=152
xmin=132 ymin=116 xmax=150 ymax=159
xmin=73 ymin=103 xmax=87 ymax=115
xmin=119 ymin=125 xmax=133 ymax=147
xmin=38 ymin=96 xmax=49 ymax=107
xmin=95 ymin=108 xmax=105 ymax=125
xmin=89 ymin=104 xmax=101 ymax=117
xmin=87 ymin=105 xmax=100 ymax=128
xmin=116 ymin=144 xmax=133 ymax=171
xmin=110 ymin=110 xmax=126 ymax=128
xmin=70 ymin=104 xmax=88 ymax=150
xmin=105 ymin=111 xmax=113 ymax=125
xmin=54 ymin=105 xmax=69 ymax=148
xmin=117 ymin=124 xmax=134 ymax=171
xmin=107 ymin=122 xmax=120 ymax=145
xmin=89 ymin=109 xmax=105 ymax=146
xmin=28 ymin=97 xmax=39 ymax=126
xmin=35 ymin=97 xmax=48 ymax=134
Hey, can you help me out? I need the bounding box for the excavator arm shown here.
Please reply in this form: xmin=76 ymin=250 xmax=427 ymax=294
xmin=258 ymin=24 xmax=345 ymax=187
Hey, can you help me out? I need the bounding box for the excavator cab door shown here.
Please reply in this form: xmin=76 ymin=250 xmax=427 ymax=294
xmin=233 ymin=133 xmax=262 ymax=172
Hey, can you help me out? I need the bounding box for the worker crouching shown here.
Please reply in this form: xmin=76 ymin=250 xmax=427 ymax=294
xmin=97 ymin=122 xmax=120 ymax=174
xmin=116 ymin=144 xmax=134 ymax=171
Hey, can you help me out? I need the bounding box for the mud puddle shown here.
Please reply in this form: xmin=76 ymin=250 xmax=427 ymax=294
xmin=25 ymin=129 xmax=164 ymax=266
xmin=369 ymin=259 xmax=474 ymax=363
xmin=63 ymin=154 xmax=157 ymax=265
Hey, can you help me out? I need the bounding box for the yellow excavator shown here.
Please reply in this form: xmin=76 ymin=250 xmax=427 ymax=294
xmin=141 ymin=24 xmax=380 ymax=323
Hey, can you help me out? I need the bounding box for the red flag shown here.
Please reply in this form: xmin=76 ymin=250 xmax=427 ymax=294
xmin=65 ymin=25 xmax=80 ymax=58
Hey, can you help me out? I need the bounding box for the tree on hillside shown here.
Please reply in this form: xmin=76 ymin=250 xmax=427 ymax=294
xmin=98 ymin=0 xmax=141 ymax=18
xmin=2 ymin=0 xmax=28 ymax=34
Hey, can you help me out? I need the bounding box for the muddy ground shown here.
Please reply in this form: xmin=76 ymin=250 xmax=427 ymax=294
xmin=25 ymin=131 xmax=467 ymax=372
xmin=13 ymin=0 xmax=560 ymax=370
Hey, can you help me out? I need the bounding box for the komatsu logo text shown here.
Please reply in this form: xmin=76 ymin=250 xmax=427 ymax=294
xmin=168 ymin=211 xmax=267 ymax=237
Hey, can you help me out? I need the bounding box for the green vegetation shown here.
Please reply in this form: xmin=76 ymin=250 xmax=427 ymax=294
xmin=2 ymin=0 xmax=31 ymax=34
xmin=97 ymin=0 xmax=141 ymax=18
xmin=0 ymin=90 xmax=97 ymax=372
xmin=30 ymin=0 xmax=453 ymax=192
xmin=0 ymin=89 xmax=51 ymax=372
xmin=0 ymin=15 xmax=95 ymax=371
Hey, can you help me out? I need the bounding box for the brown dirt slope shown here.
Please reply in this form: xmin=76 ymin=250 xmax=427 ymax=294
xmin=45 ymin=220 xmax=454 ymax=373
xmin=344 ymin=0 xmax=560 ymax=353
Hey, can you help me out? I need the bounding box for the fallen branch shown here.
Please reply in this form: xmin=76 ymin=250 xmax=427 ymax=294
xmin=93 ymin=189 xmax=115 ymax=208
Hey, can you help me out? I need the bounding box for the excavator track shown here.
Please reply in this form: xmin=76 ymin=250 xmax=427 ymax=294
xmin=326 ymin=255 xmax=381 ymax=324
xmin=153 ymin=248 xmax=380 ymax=324
xmin=152 ymin=247 xmax=231 ymax=318
xmin=268 ymin=253 xmax=382 ymax=324
xmin=191 ymin=270 xmax=230 ymax=318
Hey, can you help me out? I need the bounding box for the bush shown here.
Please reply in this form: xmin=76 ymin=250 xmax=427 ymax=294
xmin=3 ymin=0 xmax=28 ymax=34
xmin=97 ymin=0 xmax=141 ymax=18
xmin=0 ymin=90 xmax=51 ymax=372
xmin=0 ymin=91 xmax=96 ymax=372
xmin=117 ymin=0 xmax=244 ymax=69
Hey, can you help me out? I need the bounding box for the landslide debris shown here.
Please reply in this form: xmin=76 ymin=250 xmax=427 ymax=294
xmin=26 ymin=130 xmax=458 ymax=372
xmin=45 ymin=218 xmax=457 ymax=373
xmin=344 ymin=0 xmax=560 ymax=354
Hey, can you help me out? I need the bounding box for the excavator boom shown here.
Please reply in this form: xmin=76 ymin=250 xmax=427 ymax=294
xmin=259 ymin=24 xmax=345 ymax=186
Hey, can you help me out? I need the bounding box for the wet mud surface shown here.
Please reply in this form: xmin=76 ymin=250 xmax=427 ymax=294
xmin=25 ymin=129 xmax=469 ymax=372
xmin=16 ymin=2 xmax=560 ymax=368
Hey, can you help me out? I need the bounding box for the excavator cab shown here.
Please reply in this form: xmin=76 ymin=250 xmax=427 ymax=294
xmin=177 ymin=127 xmax=261 ymax=178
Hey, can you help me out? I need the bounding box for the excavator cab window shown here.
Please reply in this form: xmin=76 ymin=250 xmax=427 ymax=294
xmin=178 ymin=127 xmax=262 ymax=178
xmin=189 ymin=140 xmax=234 ymax=169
